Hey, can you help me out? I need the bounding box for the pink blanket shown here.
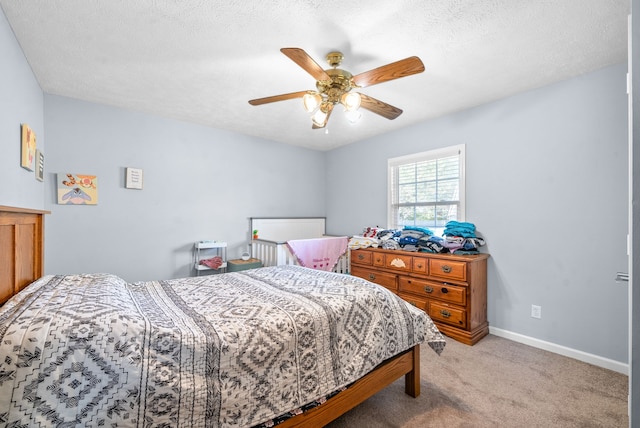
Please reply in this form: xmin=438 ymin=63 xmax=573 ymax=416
xmin=286 ymin=236 xmax=348 ymax=271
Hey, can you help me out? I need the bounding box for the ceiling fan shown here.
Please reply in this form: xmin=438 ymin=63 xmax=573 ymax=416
xmin=248 ymin=48 xmax=425 ymax=129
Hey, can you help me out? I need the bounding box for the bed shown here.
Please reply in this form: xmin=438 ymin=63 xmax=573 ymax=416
xmin=0 ymin=207 xmax=446 ymax=427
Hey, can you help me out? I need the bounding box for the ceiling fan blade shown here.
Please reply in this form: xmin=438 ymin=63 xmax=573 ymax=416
xmin=359 ymin=93 xmax=403 ymax=120
xmin=248 ymin=90 xmax=308 ymax=106
xmin=281 ymin=48 xmax=331 ymax=81
xmin=352 ymin=56 xmax=425 ymax=88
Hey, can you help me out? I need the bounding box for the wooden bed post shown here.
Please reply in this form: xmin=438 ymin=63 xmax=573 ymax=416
xmin=405 ymin=344 xmax=420 ymax=397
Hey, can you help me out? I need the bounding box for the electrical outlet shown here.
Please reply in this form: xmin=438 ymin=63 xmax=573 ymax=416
xmin=531 ymin=305 xmax=542 ymax=319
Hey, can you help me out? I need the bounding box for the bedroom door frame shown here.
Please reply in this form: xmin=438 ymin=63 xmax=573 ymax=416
xmin=629 ymin=4 xmax=639 ymax=426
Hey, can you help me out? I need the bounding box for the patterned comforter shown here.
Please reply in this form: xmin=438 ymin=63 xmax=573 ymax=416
xmin=0 ymin=265 xmax=445 ymax=427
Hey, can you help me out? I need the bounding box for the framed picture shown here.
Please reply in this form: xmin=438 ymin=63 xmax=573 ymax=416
xmin=125 ymin=167 xmax=143 ymax=190
xmin=20 ymin=124 xmax=36 ymax=171
xmin=35 ymin=150 xmax=44 ymax=181
xmin=57 ymin=173 xmax=98 ymax=205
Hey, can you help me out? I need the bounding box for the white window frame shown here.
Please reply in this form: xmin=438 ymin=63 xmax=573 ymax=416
xmin=387 ymin=144 xmax=466 ymax=232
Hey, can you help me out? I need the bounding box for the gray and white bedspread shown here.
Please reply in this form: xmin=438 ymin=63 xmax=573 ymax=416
xmin=0 ymin=265 xmax=445 ymax=427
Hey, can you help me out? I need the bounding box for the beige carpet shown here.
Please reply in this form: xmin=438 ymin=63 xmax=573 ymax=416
xmin=326 ymin=334 xmax=628 ymax=428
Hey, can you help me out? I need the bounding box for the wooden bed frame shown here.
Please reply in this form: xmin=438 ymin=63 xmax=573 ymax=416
xmin=279 ymin=345 xmax=420 ymax=427
xmin=0 ymin=205 xmax=422 ymax=426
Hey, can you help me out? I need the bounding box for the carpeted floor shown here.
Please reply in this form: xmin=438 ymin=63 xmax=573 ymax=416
xmin=326 ymin=334 xmax=628 ymax=427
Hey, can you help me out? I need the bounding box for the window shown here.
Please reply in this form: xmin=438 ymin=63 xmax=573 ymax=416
xmin=388 ymin=144 xmax=465 ymax=235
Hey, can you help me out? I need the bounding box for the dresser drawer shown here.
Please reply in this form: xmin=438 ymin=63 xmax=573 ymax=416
xmin=351 ymin=249 xmax=372 ymax=266
xmin=412 ymin=256 xmax=428 ymax=274
xmin=372 ymin=251 xmax=385 ymax=267
xmin=397 ymin=292 xmax=428 ymax=312
xmin=384 ymin=253 xmax=413 ymax=273
xmin=398 ymin=277 xmax=466 ymax=306
xmin=429 ymin=259 xmax=467 ymax=282
xmin=428 ymin=301 xmax=467 ymax=328
xmin=351 ymin=266 xmax=397 ymax=291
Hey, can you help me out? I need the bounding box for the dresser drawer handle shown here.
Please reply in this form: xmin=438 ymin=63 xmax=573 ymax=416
xmin=424 ymin=286 xmax=433 ymax=293
xmin=409 ymin=301 xmax=418 ymax=307
xmin=368 ymin=274 xmax=376 ymax=281
xmin=358 ymin=254 xmax=365 ymax=260
xmin=441 ymin=265 xmax=452 ymax=273
xmin=416 ymin=263 xmax=423 ymax=269
xmin=441 ymin=287 xmax=448 ymax=294
xmin=440 ymin=309 xmax=451 ymax=318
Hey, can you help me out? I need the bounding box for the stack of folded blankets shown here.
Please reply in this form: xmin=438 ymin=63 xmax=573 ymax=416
xmin=347 ymin=226 xmax=382 ymax=249
xmin=441 ymin=221 xmax=485 ymax=254
xmin=379 ymin=226 xmax=433 ymax=251
xmin=348 ymin=225 xmax=436 ymax=252
xmin=348 ymin=222 xmax=485 ymax=254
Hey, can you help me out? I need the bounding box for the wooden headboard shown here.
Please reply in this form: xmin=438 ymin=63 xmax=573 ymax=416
xmin=0 ymin=205 xmax=49 ymax=304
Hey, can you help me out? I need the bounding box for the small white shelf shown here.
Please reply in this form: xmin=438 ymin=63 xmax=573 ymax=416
xmin=194 ymin=241 xmax=227 ymax=275
xmin=195 ymin=241 xmax=227 ymax=249
xmin=194 ymin=262 xmax=228 ymax=271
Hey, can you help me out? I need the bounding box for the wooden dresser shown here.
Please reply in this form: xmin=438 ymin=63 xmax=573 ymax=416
xmin=350 ymin=247 xmax=489 ymax=345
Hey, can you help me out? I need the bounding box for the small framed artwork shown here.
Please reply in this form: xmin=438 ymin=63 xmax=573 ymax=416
xmin=35 ymin=150 xmax=44 ymax=181
xmin=125 ymin=167 xmax=143 ymax=190
xmin=20 ymin=124 xmax=36 ymax=171
xmin=57 ymin=173 xmax=98 ymax=205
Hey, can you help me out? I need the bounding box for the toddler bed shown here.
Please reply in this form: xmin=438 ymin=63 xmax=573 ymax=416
xmin=250 ymin=217 xmax=350 ymax=273
xmin=0 ymin=206 xmax=446 ymax=427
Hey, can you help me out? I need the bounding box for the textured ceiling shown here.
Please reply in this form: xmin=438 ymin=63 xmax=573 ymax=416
xmin=0 ymin=0 xmax=630 ymax=151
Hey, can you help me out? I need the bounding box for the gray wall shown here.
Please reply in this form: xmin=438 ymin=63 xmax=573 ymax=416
xmin=326 ymin=64 xmax=629 ymax=364
xmin=42 ymin=95 xmax=326 ymax=281
xmin=0 ymin=7 xmax=45 ymax=210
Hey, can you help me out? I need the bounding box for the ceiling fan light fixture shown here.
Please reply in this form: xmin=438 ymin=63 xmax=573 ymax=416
xmin=311 ymin=110 xmax=327 ymax=127
xmin=311 ymin=102 xmax=333 ymax=127
xmin=303 ymin=91 xmax=322 ymax=113
xmin=345 ymin=109 xmax=362 ymax=124
xmin=341 ymin=92 xmax=361 ymax=112
xmin=248 ymin=48 xmax=425 ymax=130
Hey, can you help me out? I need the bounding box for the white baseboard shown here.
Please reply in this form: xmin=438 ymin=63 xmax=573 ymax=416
xmin=489 ymin=326 xmax=629 ymax=375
